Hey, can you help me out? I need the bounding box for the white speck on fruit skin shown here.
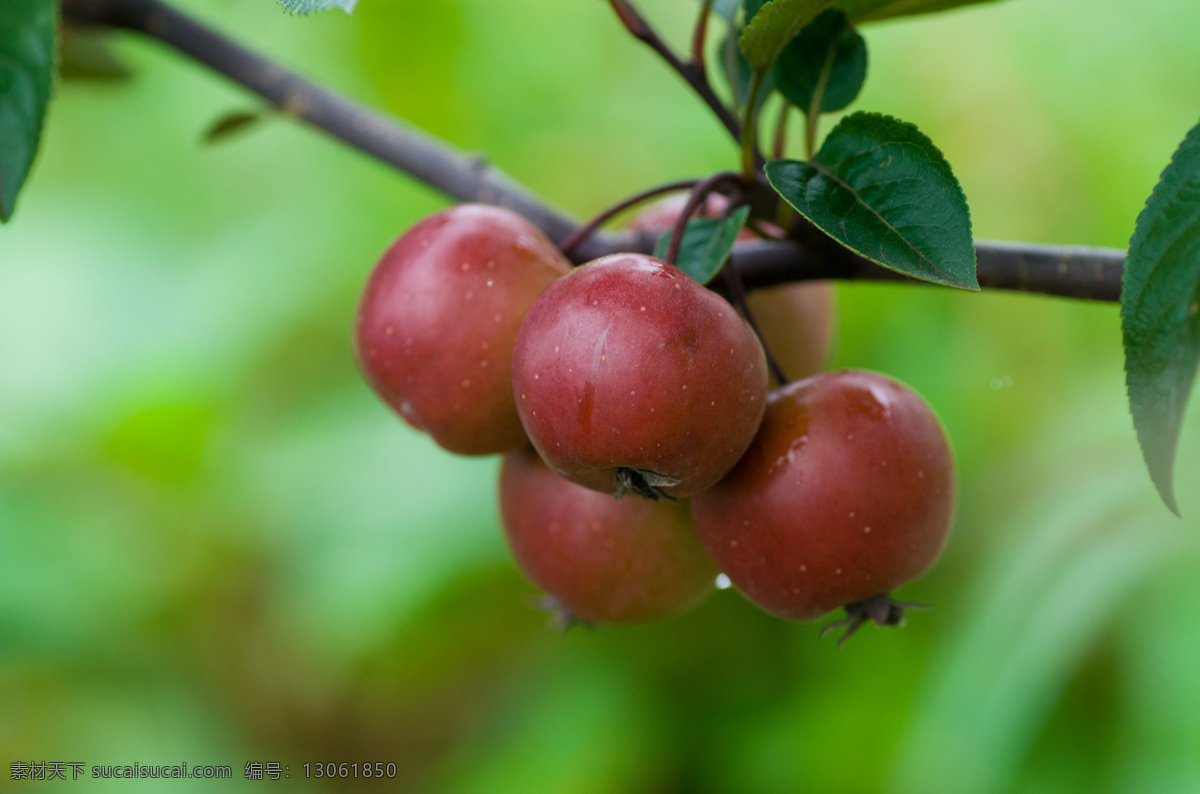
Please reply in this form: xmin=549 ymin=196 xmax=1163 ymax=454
xmin=462 ymin=379 xmax=471 ymax=387
xmin=461 ymin=262 xmax=470 ymax=272
xmin=863 ymin=526 xmax=872 ymax=534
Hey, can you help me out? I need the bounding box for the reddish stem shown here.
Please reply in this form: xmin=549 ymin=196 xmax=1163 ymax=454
xmin=607 ymin=0 xmax=742 ymax=143
xmin=664 ymin=172 xmax=742 ymax=266
xmin=558 ymin=179 xmax=700 ymax=260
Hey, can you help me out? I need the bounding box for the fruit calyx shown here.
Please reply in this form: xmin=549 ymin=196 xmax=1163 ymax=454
xmin=531 ymin=594 xmax=594 ymax=632
xmin=819 ymin=592 xmax=930 ymax=648
xmin=613 ymin=467 xmax=683 ymax=502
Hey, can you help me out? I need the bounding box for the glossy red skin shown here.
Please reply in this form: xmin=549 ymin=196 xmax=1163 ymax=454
xmin=512 ymin=254 xmax=768 ymax=498
xmin=628 ymin=194 xmax=835 ymax=383
xmin=500 ymin=447 xmax=715 ymax=623
xmin=355 ymin=204 xmax=570 ymax=455
xmin=691 ymin=371 xmax=956 ymax=621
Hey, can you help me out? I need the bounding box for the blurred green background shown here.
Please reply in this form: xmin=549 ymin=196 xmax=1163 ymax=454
xmin=2 ymin=0 xmax=1200 ymax=790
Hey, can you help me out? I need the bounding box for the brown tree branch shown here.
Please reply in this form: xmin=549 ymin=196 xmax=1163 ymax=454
xmin=59 ymin=0 xmax=1125 ymax=303
xmin=606 ymin=0 xmax=743 ymax=144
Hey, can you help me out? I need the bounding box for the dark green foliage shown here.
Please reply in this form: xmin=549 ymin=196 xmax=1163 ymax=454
xmin=0 ymin=0 xmax=55 ymax=222
xmin=1121 ymin=120 xmax=1200 ymax=515
xmin=776 ymin=9 xmax=866 ymax=115
xmin=653 ymin=206 xmax=751 ymax=285
xmin=766 ymin=112 xmax=977 ymax=290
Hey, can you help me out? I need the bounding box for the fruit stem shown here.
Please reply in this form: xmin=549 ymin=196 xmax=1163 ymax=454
xmin=720 ymin=255 xmax=790 ymax=386
xmin=558 ymin=179 xmax=700 ymax=260
xmin=664 ymin=171 xmax=743 ymax=267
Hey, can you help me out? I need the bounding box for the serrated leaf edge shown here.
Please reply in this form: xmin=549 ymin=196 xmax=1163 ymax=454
xmin=767 ymin=111 xmax=978 ymax=290
xmin=1120 ymin=120 xmax=1200 ymax=516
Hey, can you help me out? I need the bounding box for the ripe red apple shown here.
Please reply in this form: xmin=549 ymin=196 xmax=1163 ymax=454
xmin=499 ymin=447 xmax=716 ymax=624
xmin=512 ymin=253 xmax=768 ymax=499
xmin=355 ymin=204 xmax=571 ymax=455
xmin=628 ymin=193 xmax=835 ymax=383
xmin=691 ymin=370 xmax=955 ymax=636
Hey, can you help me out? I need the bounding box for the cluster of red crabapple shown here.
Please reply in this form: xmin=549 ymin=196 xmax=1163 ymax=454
xmin=354 ymin=200 xmax=955 ymax=643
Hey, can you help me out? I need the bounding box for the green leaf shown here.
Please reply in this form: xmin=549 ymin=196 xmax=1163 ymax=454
xmin=202 ymin=109 xmax=269 ymax=145
xmin=765 ymin=112 xmax=977 ymax=290
xmin=277 ymin=0 xmax=358 ymax=15
xmin=0 ymin=0 xmax=56 ymax=223
xmin=836 ymin=0 xmax=1005 ymax=23
xmin=653 ymin=206 xmax=750 ymax=285
xmin=721 ymin=32 xmax=776 ymax=112
xmin=738 ymin=0 xmax=833 ymax=73
xmin=775 ymin=9 xmax=866 ymax=116
xmin=1121 ymin=120 xmax=1200 ymax=516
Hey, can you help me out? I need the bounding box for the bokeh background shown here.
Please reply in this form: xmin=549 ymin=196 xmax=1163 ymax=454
xmin=3 ymin=0 xmax=1200 ymax=790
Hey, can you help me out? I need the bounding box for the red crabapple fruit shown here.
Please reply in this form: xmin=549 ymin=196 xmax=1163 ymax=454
xmin=628 ymin=193 xmax=835 ymax=383
xmin=500 ymin=447 xmax=716 ymax=624
xmin=691 ymin=370 xmax=956 ymax=643
xmin=512 ymin=253 xmax=768 ymax=500
xmin=355 ymin=204 xmax=571 ymax=455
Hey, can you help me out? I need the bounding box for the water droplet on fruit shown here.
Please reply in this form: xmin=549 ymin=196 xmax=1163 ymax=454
xmin=715 ymin=573 xmax=732 ymax=590
xmin=460 ymin=262 xmax=470 ymax=271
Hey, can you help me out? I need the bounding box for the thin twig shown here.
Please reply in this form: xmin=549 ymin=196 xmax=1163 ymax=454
xmin=607 ymin=0 xmax=742 ymax=143
xmin=715 ymin=201 xmax=791 ymax=385
xmin=558 ymin=179 xmax=699 ymax=259
xmin=664 ymin=172 xmax=743 ymax=266
xmin=60 ymin=0 xmax=1128 ymax=303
